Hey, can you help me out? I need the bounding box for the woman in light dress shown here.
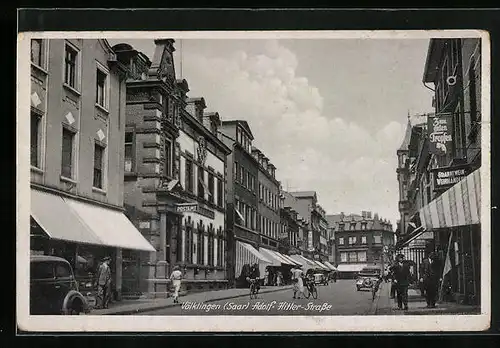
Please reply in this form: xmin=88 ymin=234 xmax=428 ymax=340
xmin=291 ymin=265 xmax=305 ymax=299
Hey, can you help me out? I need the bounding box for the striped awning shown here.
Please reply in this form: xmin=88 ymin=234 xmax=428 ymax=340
xmin=235 ymin=241 xmax=272 ymax=279
xmin=313 ymin=260 xmax=331 ymax=271
xmin=280 ymin=254 xmax=302 ymax=266
xmin=323 ymin=261 xmax=338 ymax=271
xmin=419 ymin=168 xmax=481 ymax=229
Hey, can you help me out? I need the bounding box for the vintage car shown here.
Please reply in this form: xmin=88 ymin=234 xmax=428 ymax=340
xmin=313 ymin=273 xmax=329 ymax=286
xmin=356 ymin=266 xmax=382 ymax=291
xmin=30 ymin=255 xmax=91 ymax=315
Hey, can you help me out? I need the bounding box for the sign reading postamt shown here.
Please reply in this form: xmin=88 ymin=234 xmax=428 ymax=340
xmin=176 ymin=203 xmax=198 ymax=213
xmin=432 ymin=165 xmax=470 ymax=189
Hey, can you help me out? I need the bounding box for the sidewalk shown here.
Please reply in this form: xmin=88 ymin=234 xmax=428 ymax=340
xmin=373 ymin=282 xmax=481 ymax=315
xmin=92 ymin=285 xmax=293 ymax=315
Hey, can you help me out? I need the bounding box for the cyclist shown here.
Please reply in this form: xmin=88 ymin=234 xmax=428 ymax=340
xmin=246 ymin=263 xmax=261 ymax=294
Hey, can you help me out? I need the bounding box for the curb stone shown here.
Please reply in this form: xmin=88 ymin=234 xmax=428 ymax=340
xmin=100 ymin=286 xmax=293 ymax=315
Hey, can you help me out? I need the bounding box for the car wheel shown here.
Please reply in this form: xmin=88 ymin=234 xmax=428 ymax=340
xmin=68 ymin=298 xmax=83 ymax=315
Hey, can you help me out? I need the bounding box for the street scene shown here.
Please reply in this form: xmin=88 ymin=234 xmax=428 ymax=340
xmin=24 ymin=33 xmax=484 ymax=320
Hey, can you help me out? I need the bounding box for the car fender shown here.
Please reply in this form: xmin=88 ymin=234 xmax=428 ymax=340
xmin=62 ymin=290 xmax=88 ymax=314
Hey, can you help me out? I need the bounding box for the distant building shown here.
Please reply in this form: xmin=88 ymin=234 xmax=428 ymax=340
xmin=327 ymin=212 xmax=395 ymax=278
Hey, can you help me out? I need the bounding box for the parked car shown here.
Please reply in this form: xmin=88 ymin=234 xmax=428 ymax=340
xmin=30 ymin=255 xmax=90 ymax=315
xmin=356 ymin=266 xmax=382 ymax=291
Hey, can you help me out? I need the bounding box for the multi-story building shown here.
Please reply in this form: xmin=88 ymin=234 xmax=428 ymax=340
xmin=251 ymin=147 xmax=281 ymax=251
xmin=328 ymin=212 xmax=395 ymax=278
xmin=325 ymin=216 xmax=337 ymax=265
xmin=117 ymin=40 xmax=231 ymax=297
xmin=287 ymin=191 xmax=329 ymax=261
xmin=29 ymin=39 xmax=155 ymax=301
xmin=397 ymin=38 xmax=482 ymax=305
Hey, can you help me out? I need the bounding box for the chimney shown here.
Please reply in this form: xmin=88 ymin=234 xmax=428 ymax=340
xmin=203 ymin=112 xmax=221 ymax=135
xmin=186 ymin=97 xmax=206 ymax=122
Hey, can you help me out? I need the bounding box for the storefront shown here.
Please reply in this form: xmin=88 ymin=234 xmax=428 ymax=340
xmin=30 ymin=188 xmax=156 ymax=300
xmin=407 ymin=168 xmax=481 ymax=305
xmin=235 ymin=241 xmax=272 ymax=287
xmin=259 ymin=247 xmax=299 ymax=285
xmin=336 ymin=264 xmax=368 ymax=279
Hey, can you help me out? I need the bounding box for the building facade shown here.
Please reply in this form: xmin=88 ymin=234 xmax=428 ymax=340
xmin=30 ymin=39 xmax=155 ymax=301
xmin=396 ymin=38 xmax=482 ymax=305
xmin=251 ymin=147 xmax=281 ymax=251
xmin=328 ymin=212 xmax=395 ymax=278
xmin=118 ymin=40 xmax=231 ymax=297
xmin=287 ymin=191 xmax=329 ymax=261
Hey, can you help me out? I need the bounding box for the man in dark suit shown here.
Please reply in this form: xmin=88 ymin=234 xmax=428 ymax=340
xmin=420 ymin=252 xmax=441 ymax=308
xmin=392 ymin=254 xmax=411 ymax=310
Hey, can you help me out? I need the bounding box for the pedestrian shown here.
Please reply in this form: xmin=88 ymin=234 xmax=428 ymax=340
xmin=276 ymin=271 xmax=282 ymax=286
xmin=264 ymin=267 xmax=269 ymax=286
xmin=291 ymin=265 xmax=305 ymax=299
xmin=392 ymin=254 xmax=411 ymax=310
xmin=389 ymin=261 xmax=396 ymax=299
xmin=96 ymin=256 xmax=112 ymax=309
xmin=420 ymin=252 xmax=442 ymax=308
xmin=332 ymin=271 xmax=337 ymax=282
xmin=170 ymin=265 xmax=183 ymax=303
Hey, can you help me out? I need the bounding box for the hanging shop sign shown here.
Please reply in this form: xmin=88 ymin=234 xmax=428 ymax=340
xmin=432 ymin=164 xmax=470 ymax=189
xmin=428 ymin=114 xmax=453 ymax=156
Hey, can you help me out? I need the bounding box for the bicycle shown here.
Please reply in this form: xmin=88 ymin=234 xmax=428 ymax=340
xmin=248 ymin=278 xmax=259 ymax=299
xmin=303 ymin=278 xmax=318 ymax=300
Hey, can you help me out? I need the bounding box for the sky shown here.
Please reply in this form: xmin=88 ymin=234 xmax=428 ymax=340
xmin=108 ymin=38 xmax=435 ymax=227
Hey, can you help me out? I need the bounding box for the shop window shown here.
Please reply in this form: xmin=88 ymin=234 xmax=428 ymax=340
xmin=61 ymin=127 xmax=75 ymax=179
xmin=64 ymin=43 xmax=78 ymax=89
xmin=93 ymin=143 xmax=105 ymax=189
xmin=185 ymin=225 xmax=193 ymax=264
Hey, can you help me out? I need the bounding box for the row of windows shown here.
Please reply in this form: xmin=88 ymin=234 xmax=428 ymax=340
xmin=235 ymin=200 xmax=257 ymax=231
xmin=177 ymin=225 xmax=225 ymax=267
xmin=337 ymin=236 xmax=382 ymax=245
xmin=337 ymin=223 xmax=368 ymax=231
xmin=234 ymin=162 xmax=256 ymax=192
xmin=31 ymin=111 xmax=107 ymax=190
xmin=185 ymin=159 xmax=224 ymax=208
xmin=31 ymin=40 xmax=111 ymax=110
xmin=236 ymin=126 xmax=252 ymax=154
xmin=259 ymin=183 xmax=280 ymax=210
xmin=340 ymin=251 xmax=367 ymax=263
xmin=261 ymin=216 xmax=279 ymax=240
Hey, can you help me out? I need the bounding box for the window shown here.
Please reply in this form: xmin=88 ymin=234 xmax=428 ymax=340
xmin=185 ymin=159 xmax=194 ymax=192
xmin=96 ymin=68 xmax=107 ymax=108
xmin=340 ymin=252 xmax=347 ymax=263
xmin=361 ymin=236 xmax=367 ymax=244
xmin=165 ymin=138 xmax=173 ymax=177
xmin=239 ymin=165 xmax=245 ymax=184
xmin=185 ymin=225 xmax=193 ymax=264
xmin=217 ymin=178 xmax=223 ymax=207
xmin=245 ymin=205 xmax=251 ymax=229
xmin=374 ymin=235 xmax=381 ymax=244
xmin=350 ymin=223 xmax=356 ymax=231
xmin=357 ymin=251 xmax=367 ymax=262
xmin=31 ymin=39 xmax=42 ymax=67
xmin=61 ymin=128 xmax=75 ymax=178
xmin=349 ymin=236 xmax=356 ymax=245
xmin=208 ymin=173 xmax=215 ymax=203
xmin=31 ymin=112 xmax=41 ymax=167
xmin=55 ymin=262 xmax=72 ymax=278
xmin=208 ymin=234 xmax=214 ymax=266
xmin=469 ymin=56 xmax=479 ymax=142
xmin=31 ymin=262 xmax=55 ymax=280
xmin=197 ymin=228 xmax=204 ymax=265
xmin=234 ymin=162 xmax=238 ymax=181
xmin=338 ymin=224 xmax=344 ymax=231
xmin=124 ymin=131 xmax=134 ymax=172
xmin=93 ymin=143 xmax=105 ymax=189
xmin=453 ymin=104 xmax=466 ymax=158
xmin=361 ymin=223 xmax=367 ymax=230
xmin=64 ymin=44 xmax=78 ymax=88
xmin=198 ymin=166 xmax=205 ymax=199
xmin=247 ymin=172 xmax=251 ymax=190
xmin=338 ymin=237 xmax=344 ymax=245
xmin=348 ymin=252 xmax=357 ymax=262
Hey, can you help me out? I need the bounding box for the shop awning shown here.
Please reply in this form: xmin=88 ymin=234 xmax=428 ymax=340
xmin=259 ymin=248 xmax=282 ymax=267
xmin=323 ymin=261 xmax=338 ymax=271
xmin=313 ymin=260 xmax=331 ymax=271
xmin=396 ymin=226 xmax=425 ymax=249
xmin=31 ymin=189 xmax=103 ymax=246
xmin=236 ymin=241 xmax=272 ymax=278
xmin=288 ymin=254 xmax=307 ymax=267
xmin=419 ymin=168 xmax=481 ymax=230
xmin=31 ymin=188 xmax=156 ymax=252
xmin=337 ymin=264 xmax=368 ymax=272
xmin=280 ymin=254 xmax=302 ymax=266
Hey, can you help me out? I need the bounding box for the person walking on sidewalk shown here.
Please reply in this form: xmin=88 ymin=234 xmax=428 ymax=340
xmin=96 ymin=256 xmax=112 ymax=309
xmin=420 ymin=252 xmax=441 ymax=308
xmin=392 ymin=254 xmax=411 ymax=310
xmin=389 ymin=261 xmax=397 ymax=299
xmin=170 ymin=265 xmax=183 ymax=303
xmin=291 ymin=265 xmax=305 ymax=299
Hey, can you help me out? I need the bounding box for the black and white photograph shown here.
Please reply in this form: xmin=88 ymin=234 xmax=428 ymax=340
xmin=17 ymin=29 xmax=490 ymax=332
